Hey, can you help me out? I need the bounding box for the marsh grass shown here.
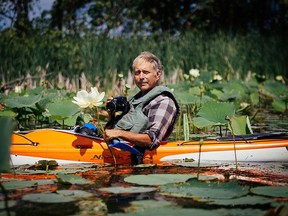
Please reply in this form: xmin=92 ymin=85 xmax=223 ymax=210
xmin=1 ymin=30 xmax=287 ymax=93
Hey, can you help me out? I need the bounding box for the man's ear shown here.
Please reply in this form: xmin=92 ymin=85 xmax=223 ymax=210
xmin=156 ymin=70 xmax=161 ymax=80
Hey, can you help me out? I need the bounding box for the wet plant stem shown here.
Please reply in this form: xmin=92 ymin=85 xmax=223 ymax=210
xmin=197 ymin=139 xmax=204 ymax=180
xmin=92 ymin=107 xmax=117 ymax=166
xmin=225 ymin=116 xmax=238 ymax=176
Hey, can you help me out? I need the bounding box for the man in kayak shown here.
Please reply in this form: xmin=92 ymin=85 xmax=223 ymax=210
xmin=103 ymin=51 xmax=180 ymax=165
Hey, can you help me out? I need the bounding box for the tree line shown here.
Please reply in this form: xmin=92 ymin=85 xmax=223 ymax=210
xmin=1 ymin=0 xmax=287 ymax=36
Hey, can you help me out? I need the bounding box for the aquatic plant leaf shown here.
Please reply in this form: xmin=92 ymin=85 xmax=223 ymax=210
xmin=55 ymin=112 xmax=79 ymax=126
xmin=192 ymin=117 xmax=216 ymax=128
xmin=110 ymin=206 xmax=222 ymax=216
xmin=45 ymin=99 xmax=80 ymax=119
xmin=217 ymin=208 xmax=265 ymax=216
xmin=199 ymin=101 xmax=235 ymax=122
xmin=211 ymin=88 xmax=239 ymax=101
xmin=128 ymin=200 xmax=175 ymax=210
xmin=0 ymin=109 xmax=17 ymax=118
xmin=99 ymin=186 xmax=156 ymax=194
xmin=57 ymin=173 xmax=92 ymax=185
xmin=272 ymin=98 xmax=286 ymax=113
xmin=56 ymin=190 xmax=94 ymax=199
xmin=160 ymin=179 xmax=249 ymax=200
xmin=264 ymin=81 xmax=288 ymax=98
xmin=124 ymin=174 xmax=197 ymax=186
xmin=250 ymin=92 xmax=259 ymax=106
xmin=193 ymin=101 xmax=235 ymax=129
xmin=0 ymin=117 xmax=13 ymax=172
xmin=229 ymin=115 xmax=253 ymax=135
xmin=4 ymin=94 xmax=42 ymax=108
xmin=212 ymin=195 xmax=273 ymax=206
xmin=2 ymin=179 xmax=55 ymax=190
xmin=189 ymin=86 xmax=201 ymax=96
xmin=174 ymin=92 xmax=198 ymax=105
xmin=22 ymin=193 xmax=75 ymax=203
xmin=250 ymin=186 xmax=288 ymax=198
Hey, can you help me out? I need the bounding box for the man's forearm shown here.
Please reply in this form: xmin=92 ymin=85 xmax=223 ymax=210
xmin=104 ymin=129 xmax=152 ymax=147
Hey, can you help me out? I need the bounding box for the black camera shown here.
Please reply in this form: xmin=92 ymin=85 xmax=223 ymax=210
xmin=106 ymin=96 xmax=130 ymax=114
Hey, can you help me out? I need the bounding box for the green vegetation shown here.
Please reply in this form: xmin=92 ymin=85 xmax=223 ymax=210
xmin=1 ymin=31 xmax=287 ymax=91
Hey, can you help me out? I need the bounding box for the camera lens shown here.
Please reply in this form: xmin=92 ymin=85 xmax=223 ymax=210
xmin=106 ymin=101 xmax=117 ymax=113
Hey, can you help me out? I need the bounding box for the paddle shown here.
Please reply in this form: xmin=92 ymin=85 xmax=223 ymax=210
xmin=109 ymin=139 xmax=141 ymax=155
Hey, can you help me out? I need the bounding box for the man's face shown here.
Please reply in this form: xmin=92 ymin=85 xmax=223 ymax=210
xmin=133 ymin=59 xmax=161 ymax=93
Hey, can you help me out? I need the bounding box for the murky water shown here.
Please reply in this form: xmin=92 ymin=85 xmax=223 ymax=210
xmin=1 ymin=161 xmax=288 ymax=216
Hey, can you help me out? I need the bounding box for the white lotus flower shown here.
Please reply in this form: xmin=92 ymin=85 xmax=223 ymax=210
xmin=276 ymin=75 xmax=284 ymax=82
xmin=72 ymin=87 xmax=105 ymax=109
xmin=189 ymin=69 xmax=200 ymax=78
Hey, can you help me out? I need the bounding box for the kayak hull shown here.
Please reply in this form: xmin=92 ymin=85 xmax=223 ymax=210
xmin=10 ymin=129 xmax=288 ymax=165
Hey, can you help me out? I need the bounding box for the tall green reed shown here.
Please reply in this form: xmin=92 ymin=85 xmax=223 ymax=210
xmin=1 ymin=30 xmax=287 ymax=92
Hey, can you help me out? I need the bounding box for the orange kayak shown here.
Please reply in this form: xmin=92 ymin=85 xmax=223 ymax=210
xmin=10 ymin=129 xmax=288 ymax=165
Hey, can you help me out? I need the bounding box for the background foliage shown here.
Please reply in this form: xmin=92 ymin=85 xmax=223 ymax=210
xmin=0 ymin=0 xmax=287 ymax=92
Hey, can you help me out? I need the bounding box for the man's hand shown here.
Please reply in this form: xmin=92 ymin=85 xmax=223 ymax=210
xmin=103 ymin=129 xmax=123 ymax=143
xmin=103 ymin=129 xmax=152 ymax=148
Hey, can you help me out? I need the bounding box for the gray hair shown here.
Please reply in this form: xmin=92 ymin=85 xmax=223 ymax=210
xmin=132 ymin=51 xmax=164 ymax=73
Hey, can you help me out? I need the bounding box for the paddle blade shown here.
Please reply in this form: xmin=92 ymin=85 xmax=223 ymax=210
xmin=109 ymin=141 xmax=141 ymax=155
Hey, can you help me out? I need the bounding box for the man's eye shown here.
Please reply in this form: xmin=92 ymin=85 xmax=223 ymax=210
xmin=134 ymin=70 xmax=141 ymax=75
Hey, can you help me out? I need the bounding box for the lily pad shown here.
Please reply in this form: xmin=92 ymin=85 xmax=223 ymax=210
xmin=110 ymin=207 xmax=222 ymax=216
xmin=45 ymin=99 xmax=80 ymax=119
xmin=0 ymin=109 xmax=17 ymax=118
xmin=22 ymin=193 xmax=75 ymax=203
xmin=229 ymin=115 xmax=253 ymax=135
xmin=250 ymin=186 xmax=288 ymax=198
xmin=4 ymin=94 xmax=42 ymax=108
xmin=57 ymin=173 xmax=92 ymax=185
xmin=160 ymin=179 xmax=249 ymax=201
xmin=99 ymin=186 xmax=157 ymax=194
xmin=211 ymin=195 xmax=273 ymax=206
xmin=124 ymin=174 xmax=197 ymax=186
xmin=2 ymin=179 xmax=55 ymax=190
xmin=56 ymin=190 xmax=94 ymax=199
xmin=193 ymin=101 xmax=235 ymax=129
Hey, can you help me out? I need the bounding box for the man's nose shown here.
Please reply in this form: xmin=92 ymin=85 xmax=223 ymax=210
xmin=139 ymin=72 xmax=145 ymax=79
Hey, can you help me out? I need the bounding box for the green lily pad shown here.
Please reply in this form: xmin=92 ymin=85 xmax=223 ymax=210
xmin=250 ymin=186 xmax=288 ymax=198
xmin=229 ymin=115 xmax=253 ymax=135
xmin=128 ymin=200 xmax=176 ymax=210
xmin=0 ymin=109 xmax=17 ymax=118
xmin=57 ymin=173 xmax=92 ymax=185
xmin=99 ymin=186 xmax=157 ymax=194
xmin=217 ymin=208 xmax=265 ymax=216
xmin=124 ymin=174 xmax=197 ymax=186
xmin=160 ymin=179 xmax=249 ymax=201
xmin=110 ymin=207 xmax=222 ymax=216
xmin=45 ymin=99 xmax=80 ymax=119
xmin=22 ymin=193 xmax=75 ymax=203
xmin=4 ymin=94 xmax=42 ymax=108
xmin=56 ymin=190 xmax=94 ymax=199
xmin=2 ymin=179 xmax=55 ymax=190
xmin=193 ymin=101 xmax=235 ymax=129
xmin=212 ymin=195 xmax=273 ymax=206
